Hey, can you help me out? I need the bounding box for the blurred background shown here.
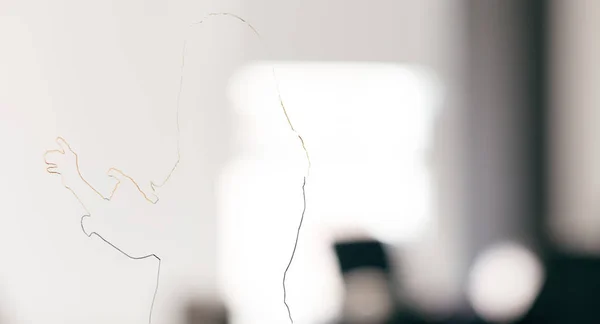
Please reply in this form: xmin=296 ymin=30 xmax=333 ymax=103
xmin=1 ymin=0 xmax=600 ymax=323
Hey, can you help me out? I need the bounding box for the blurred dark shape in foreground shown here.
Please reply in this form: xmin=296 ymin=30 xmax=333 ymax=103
xmin=184 ymin=299 xmax=228 ymax=324
xmin=329 ymin=238 xmax=600 ymax=324
xmin=518 ymin=253 xmax=600 ymax=324
xmin=333 ymin=239 xmax=395 ymax=324
xmin=332 ymin=238 xmax=444 ymax=324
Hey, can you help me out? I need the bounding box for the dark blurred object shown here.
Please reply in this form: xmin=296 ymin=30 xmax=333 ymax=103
xmin=518 ymin=253 xmax=600 ymax=324
xmin=334 ymin=240 xmax=391 ymax=274
xmin=332 ymin=239 xmax=442 ymax=324
xmin=331 ymin=240 xmax=495 ymax=324
xmin=333 ymin=239 xmax=396 ymax=324
xmin=184 ymin=299 xmax=228 ymax=324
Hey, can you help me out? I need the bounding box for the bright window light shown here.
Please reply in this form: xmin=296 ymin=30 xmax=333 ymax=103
xmin=217 ymin=62 xmax=442 ymax=324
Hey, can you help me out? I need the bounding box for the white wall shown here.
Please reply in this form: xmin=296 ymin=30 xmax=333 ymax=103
xmin=0 ymin=1 xmax=466 ymax=323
